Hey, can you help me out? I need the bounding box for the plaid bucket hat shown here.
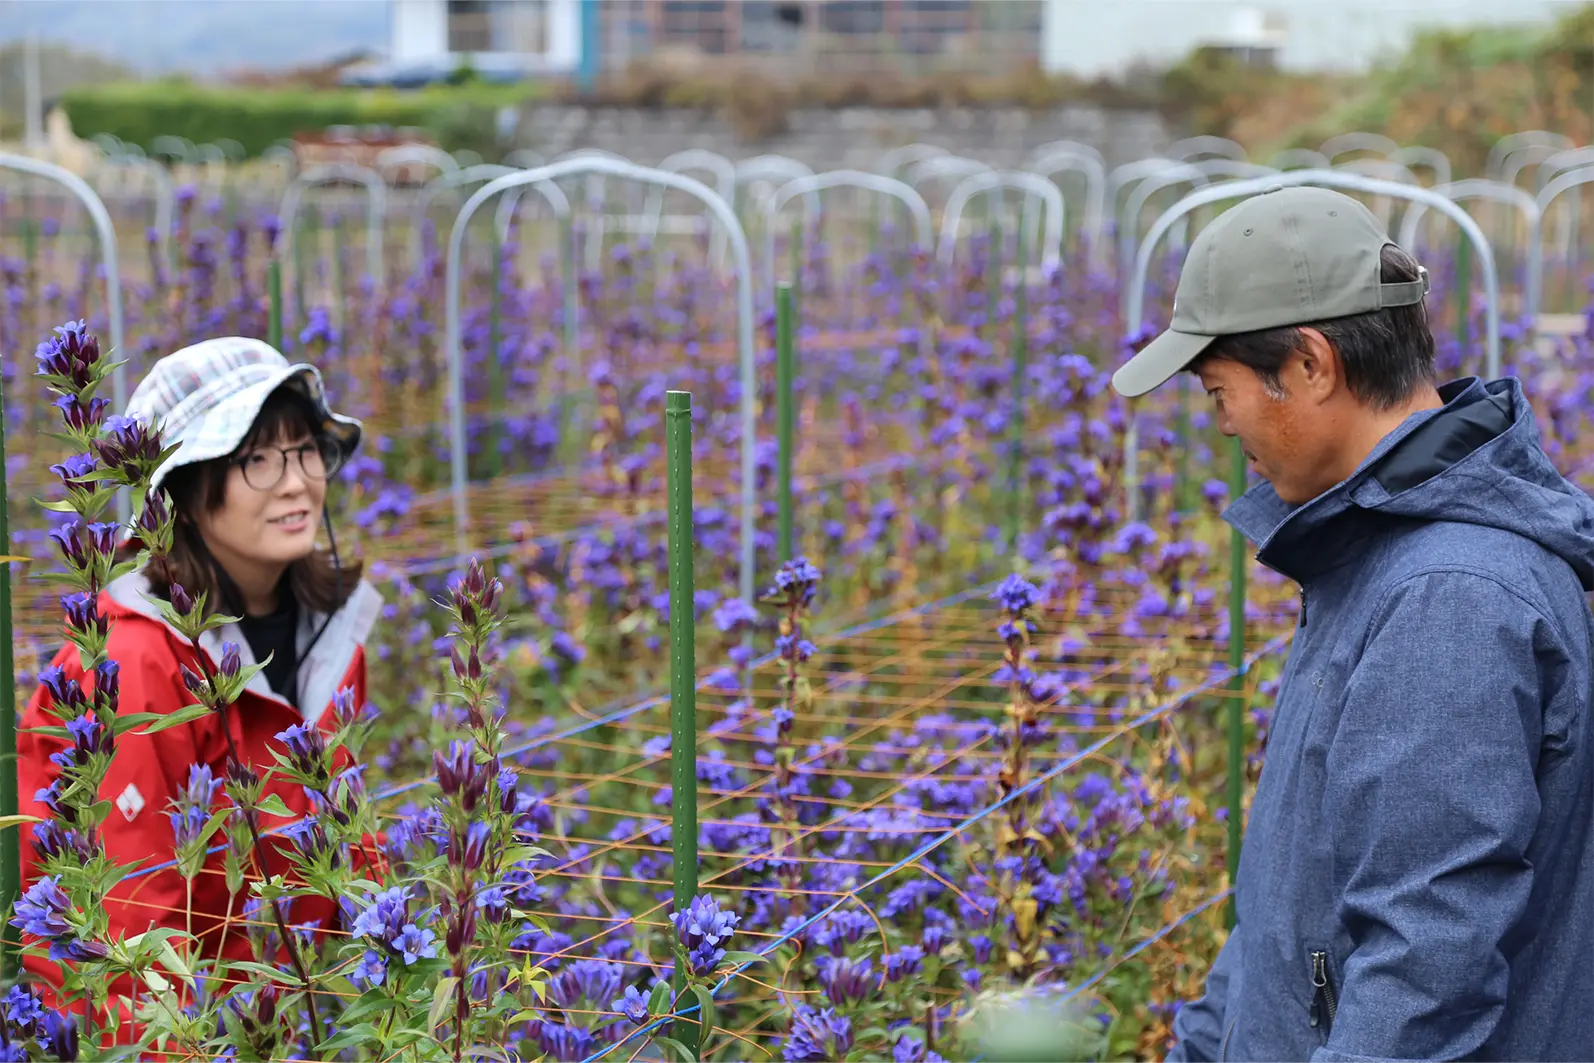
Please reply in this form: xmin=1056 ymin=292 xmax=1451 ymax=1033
xmin=127 ymin=337 xmax=361 ymax=494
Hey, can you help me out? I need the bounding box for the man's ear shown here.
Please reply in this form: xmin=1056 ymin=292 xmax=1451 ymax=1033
xmin=1293 ymin=327 xmax=1341 ymax=405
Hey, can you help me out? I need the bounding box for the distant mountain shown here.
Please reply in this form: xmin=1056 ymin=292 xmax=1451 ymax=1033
xmin=0 ymin=0 xmax=391 ymax=77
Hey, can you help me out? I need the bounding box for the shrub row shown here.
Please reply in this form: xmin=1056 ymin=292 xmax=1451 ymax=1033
xmin=56 ymin=81 xmax=532 ymax=158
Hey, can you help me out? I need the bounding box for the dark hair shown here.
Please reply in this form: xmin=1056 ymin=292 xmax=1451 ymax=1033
xmin=147 ymin=386 xmax=361 ymax=617
xmin=1190 ymin=243 xmax=1436 ymax=410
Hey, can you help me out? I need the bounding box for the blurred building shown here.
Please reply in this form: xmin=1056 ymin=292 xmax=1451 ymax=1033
xmin=595 ymin=1 xmax=1047 ymax=77
xmin=362 ymin=0 xmax=1572 ymax=87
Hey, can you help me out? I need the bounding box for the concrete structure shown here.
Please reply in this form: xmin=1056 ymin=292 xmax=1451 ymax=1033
xmin=349 ymin=0 xmax=583 ymax=84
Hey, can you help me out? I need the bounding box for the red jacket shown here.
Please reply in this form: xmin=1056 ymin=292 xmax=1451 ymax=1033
xmin=18 ymin=570 xmax=383 ymax=1034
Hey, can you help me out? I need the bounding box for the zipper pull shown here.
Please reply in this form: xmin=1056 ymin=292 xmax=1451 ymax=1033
xmin=1299 ymin=587 xmax=1309 ymax=628
xmin=1310 ymin=950 xmax=1329 ymax=1030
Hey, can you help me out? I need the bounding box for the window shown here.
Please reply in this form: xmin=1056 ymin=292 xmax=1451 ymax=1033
xmin=447 ymin=0 xmax=548 ymax=55
xmin=660 ymin=1 xmax=729 ymax=54
xmin=820 ymin=1 xmax=884 ymax=35
xmin=741 ymin=1 xmax=803 ymax=52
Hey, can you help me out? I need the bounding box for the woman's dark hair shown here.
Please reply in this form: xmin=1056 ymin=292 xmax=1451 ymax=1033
xmin=1191 ymin=243 xmax=1436 ymax=411
xmin=146 ymin=386 xmax=361 ymax=617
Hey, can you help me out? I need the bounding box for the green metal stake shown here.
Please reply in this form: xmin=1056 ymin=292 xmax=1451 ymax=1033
xmin=0 ymin=380 xmax=16 ymax=982
xmin=486 ymin=238 xmax=505 ymax=480
xmin=1225 ymin=435 xmax=1248 ymax=930
xmin=21 ymin=216 xmax=36 ymax=278
xmin=1454 ymin=234 xmax=1472 ymax=350
xmin=789 ymin=217 xmax=803 ymax=320
xmin=776 ymin=283 xmax=796 ymax=563
xmin=665 ymin=389 xmax=700 ymax=1052
xmin=1007 ymin=213 xmax=1029 ymax=552
xmin=267 ymin=258 xmax=283 ymax=352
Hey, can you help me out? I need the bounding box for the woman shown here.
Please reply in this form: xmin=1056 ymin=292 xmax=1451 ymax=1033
xmin=18 ymin=336 xmax=382 ymax=1019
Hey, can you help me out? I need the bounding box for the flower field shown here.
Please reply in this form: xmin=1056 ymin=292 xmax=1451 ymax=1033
xmin=0 ymin=141 xmax=1591 ymax=1061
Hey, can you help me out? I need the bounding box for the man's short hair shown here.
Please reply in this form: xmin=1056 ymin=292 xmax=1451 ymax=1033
xmin=1191 ymin=243 xmax=1436 ymax=410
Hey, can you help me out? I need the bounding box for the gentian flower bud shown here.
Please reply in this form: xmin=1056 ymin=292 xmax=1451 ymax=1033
xmin=169 ymin=582 xmax=195 ymax=616
xmin=138 ymin=488 xmax=172 ymax=538
xmin=47 ymin=522 xmax=87 ymax=569
xmin=219 ymin=642 xmax=242 ymax=679
xmin=40 ymin=1009 xmax=79 ymax=1062
xmin=256 ymin=983 xmax=278 ymax=1026
xmin=94 ymin=660 xmax=119 ymax=706
xmin=226 ymin=758 xmax=260 ymax=791
xmin=445 ymin=903 xmax=478 ymax=958
xmin=59 ymin=592 xmax=105 ymax=638
xmin=274 ymin=724 xmax=327 ymax=781
xmin=48 ymin=453 xmax=100 ymax=492
xmin=434 ymin=740 xmax=474 ymax=798
xmin=85 ymin=522 xmax=117 ymax=558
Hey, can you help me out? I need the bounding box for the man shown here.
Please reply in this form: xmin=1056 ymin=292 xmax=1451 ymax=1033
xmin=1113 ymin=185 xmax=1594 ymax=1062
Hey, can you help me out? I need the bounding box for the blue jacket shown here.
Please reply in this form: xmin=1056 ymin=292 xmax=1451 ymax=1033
xmin=1169 ymin=377 xmax=1594 ymax=1063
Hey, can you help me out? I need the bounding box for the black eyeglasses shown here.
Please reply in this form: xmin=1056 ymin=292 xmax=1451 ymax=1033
xmin=233 ymin=440 xmax=344 ymax=492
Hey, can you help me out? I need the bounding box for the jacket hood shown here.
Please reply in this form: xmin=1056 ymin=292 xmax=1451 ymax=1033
xmin=104 ymin=569 xmax=382 ymax=724
xmin=1224 ymin=376 xmax=1594 ymax=590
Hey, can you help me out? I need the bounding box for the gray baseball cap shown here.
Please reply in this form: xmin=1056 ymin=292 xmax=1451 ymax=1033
xmin=1111 ymin=185 xmax=1430 ymax=398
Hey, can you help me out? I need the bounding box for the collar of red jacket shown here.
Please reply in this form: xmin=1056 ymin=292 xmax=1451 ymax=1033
xmin=104 ymin=570 xmax=383 ymax=725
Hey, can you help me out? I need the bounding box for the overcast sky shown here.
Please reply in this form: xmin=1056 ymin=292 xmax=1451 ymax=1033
xmin=0 ymin=0 xmax=391 ymax=76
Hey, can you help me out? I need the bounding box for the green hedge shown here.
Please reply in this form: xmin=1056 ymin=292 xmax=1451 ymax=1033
xmin=56 ymin=81 xmax=533 ymax=158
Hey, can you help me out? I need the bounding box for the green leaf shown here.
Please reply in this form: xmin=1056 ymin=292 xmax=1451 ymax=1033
xmin=316 ymin=1022 xmax=381 ymax=1054
xmin=114 ymin=703 xmax=212 ymax=736
xmin=655 ymin=1035 xmax=698 ymax=1063
xmin=152 ymin=936 xmax=193 ymax=981
xmin=648 ymin=979 xmax=672 ymax=1017
xmin=224 ymin=960 xmax=304 ymax=986
xmin=719 ymin=950 xmax=768 ymax=966
xmin=254 ymin=793 xmax=294 ymax=818
xmin=0 ymin=815 xmax=42 ymax=832
xmin=428 ymin=976 xmax=459 ymax=1032
xmin=690 ymin=985 xmax=716 ymax=1043
xmin=336 ymin=995 xmax=399 ymax=1025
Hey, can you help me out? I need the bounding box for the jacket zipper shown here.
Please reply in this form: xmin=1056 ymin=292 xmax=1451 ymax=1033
xmin=1219 ymin=1014 xmax=1236 ymax=1062
xmin=1309 ymin=950 xmax=1338 ymax=1032
xmin=1298 ymin=586 xmax=1308 ymax=628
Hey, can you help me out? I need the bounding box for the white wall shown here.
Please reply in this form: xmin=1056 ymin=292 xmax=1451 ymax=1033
xmin=1042 ymin=0 xmax=1579 ymax=78
xmin=389 ymin=0 xmax=576 ymax=65
xmin=392 ymin=0 xmax=449 ymax=62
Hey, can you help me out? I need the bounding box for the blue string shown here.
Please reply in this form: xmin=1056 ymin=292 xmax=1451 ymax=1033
xmin=583 ymin=630 xmax=1291 ymax=1063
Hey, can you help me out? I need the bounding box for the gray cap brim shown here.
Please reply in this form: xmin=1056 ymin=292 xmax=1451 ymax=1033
xmin=1111 ymin=328 xmax=1216 ymax=398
